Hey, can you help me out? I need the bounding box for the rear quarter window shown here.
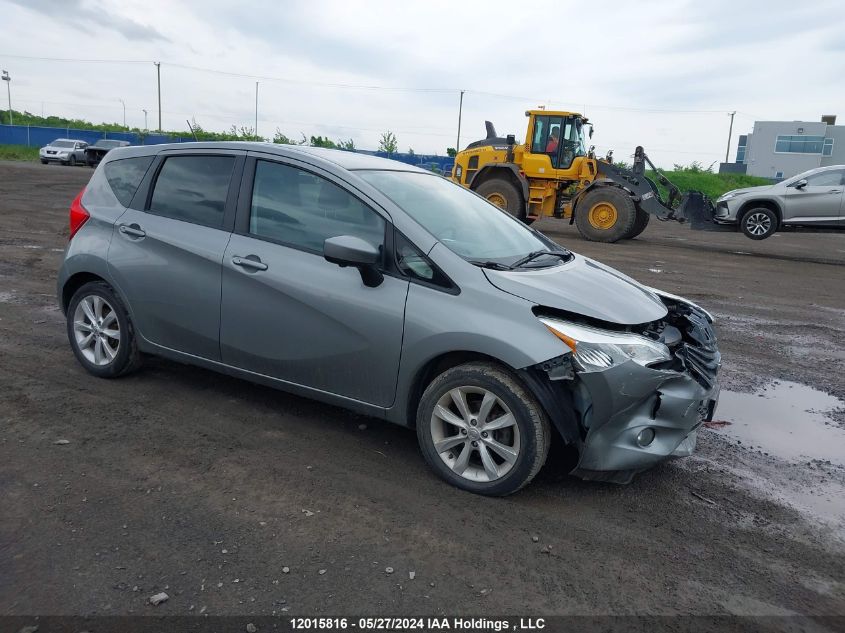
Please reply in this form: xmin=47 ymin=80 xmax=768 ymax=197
xmin=104 ymin=156 xmax=154 ymax=207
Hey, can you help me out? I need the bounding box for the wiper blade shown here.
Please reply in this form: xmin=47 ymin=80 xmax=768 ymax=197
xmin=468 ymin=259 xmax=514 ymax=270
xmin=510 ymin=249 xmax=570 ymax=269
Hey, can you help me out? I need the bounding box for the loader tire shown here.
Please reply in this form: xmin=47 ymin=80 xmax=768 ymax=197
xmin=624 ymin=207 xmax=651 ymax=239
xmin=475 ymin=178 xmax=525 ymax=221
xmin=575 ymin=188 xmax=637 ymax=243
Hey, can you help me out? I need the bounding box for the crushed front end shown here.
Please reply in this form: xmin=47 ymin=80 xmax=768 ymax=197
xmin=528 ymin=291 xmax=720 ymax=484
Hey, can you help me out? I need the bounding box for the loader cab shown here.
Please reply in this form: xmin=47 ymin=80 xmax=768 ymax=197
xmin=526 ymin=111 xmax=589 ymax=174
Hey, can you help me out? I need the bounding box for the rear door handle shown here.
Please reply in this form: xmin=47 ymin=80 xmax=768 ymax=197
xmin=829 ymin=189 xmax=843 ymax=194
xmin=232 ymin=256 xmax=268 ymax=271
xmin=118 ymin=224 xmax=146 ymax=238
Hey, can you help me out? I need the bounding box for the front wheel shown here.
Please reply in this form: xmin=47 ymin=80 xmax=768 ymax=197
xmin=475 ymin=178 xmax=526 ymax=221
xmin=740 ymin=207 xmax=778 ymax=240
xmin=574 ymin=187 xmax=637 ymax=242
xmin=416 ymin=362 xmax=551 ymax=496
xmin=68 ymin=155 xmax=77 ymax=167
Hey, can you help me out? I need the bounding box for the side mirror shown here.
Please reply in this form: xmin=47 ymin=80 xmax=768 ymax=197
xmin=324 ymin=235 xmax=383 ymax=287
xmin=791 ymin=178 xmax=808 ymax=190
xmin=506 ymin=134 xmax=515 ymax=145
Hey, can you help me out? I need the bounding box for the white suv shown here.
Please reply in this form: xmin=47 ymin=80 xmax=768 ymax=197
xmin=39 ymin=139 xmax=89 ymax=166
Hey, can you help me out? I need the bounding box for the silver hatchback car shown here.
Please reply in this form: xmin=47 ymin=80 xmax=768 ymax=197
xmin=58 ymin=143 xmax=720 ymax=495
xmin=714 ymin=165 xmax=845 ymax=239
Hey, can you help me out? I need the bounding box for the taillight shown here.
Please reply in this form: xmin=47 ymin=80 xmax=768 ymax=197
xmin=69 ymin=188 xmax=90 ymax=240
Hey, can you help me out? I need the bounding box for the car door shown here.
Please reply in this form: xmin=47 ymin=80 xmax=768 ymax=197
xmin=219 ymin=155 xmax=409 ymax=407
xmin=783 ymin=169 xmax=844 ymax=224
xmin=108 ymin=151 xmax=244 ymax=360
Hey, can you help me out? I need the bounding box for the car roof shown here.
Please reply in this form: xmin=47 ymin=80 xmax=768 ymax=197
xmin=111 ymin=141 xmax=429 ymax=173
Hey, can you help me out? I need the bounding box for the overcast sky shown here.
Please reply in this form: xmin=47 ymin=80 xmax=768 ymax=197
xmin=2 ymin=0 xmax=844 ymax=167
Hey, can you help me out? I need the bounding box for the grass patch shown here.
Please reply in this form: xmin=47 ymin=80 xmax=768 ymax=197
xmin=0 ymin=145 xmax=40 ymax=161
xmin=648 ymin=169 xmax=771 ymax=202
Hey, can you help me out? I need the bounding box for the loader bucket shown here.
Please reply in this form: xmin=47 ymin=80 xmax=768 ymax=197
xmin=675 ymin=191 xmax=732 ymax=232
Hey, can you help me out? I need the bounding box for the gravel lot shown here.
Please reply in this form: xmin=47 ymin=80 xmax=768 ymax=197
xmin=1 ymin=161 xmax=844 ymax=618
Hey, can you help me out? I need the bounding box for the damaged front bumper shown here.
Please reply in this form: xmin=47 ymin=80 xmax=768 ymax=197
xmin=530 ymin=296 xmax=721 ymax=484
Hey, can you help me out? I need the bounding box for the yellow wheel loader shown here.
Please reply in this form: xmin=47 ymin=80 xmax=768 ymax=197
xmin=450 ymin=109 xmax=720 ymax=243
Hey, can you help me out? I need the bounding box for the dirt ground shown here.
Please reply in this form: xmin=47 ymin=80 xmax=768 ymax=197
xmin=1 ymin=161 xmax=844 ymax=619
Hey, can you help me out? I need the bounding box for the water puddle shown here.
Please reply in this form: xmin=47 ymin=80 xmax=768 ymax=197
xmin=712 ymin=381 xmax=845 ymax=466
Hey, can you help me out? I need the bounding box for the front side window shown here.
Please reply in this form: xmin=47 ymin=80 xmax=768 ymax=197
xmin=149 ymin=155 xmax=235 ymax=228
xmin=249 ymin=160 xmax=385 ymax=253
xmin=359 ymin=170 xmax=560 ymax=265
xmin=804 ymin=170 xmax=844 ymax=187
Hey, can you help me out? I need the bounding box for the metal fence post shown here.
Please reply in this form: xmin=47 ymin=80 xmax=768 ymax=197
xmin=27 ymin=124 xmax=30 ymax=146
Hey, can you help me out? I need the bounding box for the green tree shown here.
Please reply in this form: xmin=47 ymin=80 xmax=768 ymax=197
xmin=407 ymin=147 xmax=415 ymax=156
xmin=337 ymin=138 xmax=356 ymax=151
xmin=273 ymin=128 xmax=304 ymax=145
xmin=446 ymin=147 xmax=457 ymax=157
xmin=378 ymin=131 xmax=398 ymax=154
xmin=309 ymin=135 xmax=338 ymax=149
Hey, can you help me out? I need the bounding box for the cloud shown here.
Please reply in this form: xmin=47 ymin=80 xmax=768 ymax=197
xmin=9 ymin=0 xmax=169 ymax=43
xmin=1 ymin=0 xmax=843 ymax=167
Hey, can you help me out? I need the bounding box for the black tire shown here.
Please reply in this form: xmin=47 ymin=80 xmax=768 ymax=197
xmin=740 ymin=206 xmax=778 ymax=240
xmin=475 ymin=178 xmax=526 ymax=221
xmin=574 ymin=187 xmax=637 ymax=243
xmin=624 ymin=207 xmax=651 ymax=239
xmin=68 ymin=155 xmax=77 ymax=167
xmin=416 ymin=361 xmax=551 ymax=496
xmin=40 ymin=159 xmax=48 ymax=165
xmin=66 ymin=281 xmax=142 ymax=378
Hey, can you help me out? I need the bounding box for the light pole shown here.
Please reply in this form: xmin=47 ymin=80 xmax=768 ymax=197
xmin=119 ymin=99 xmax=126 ymax=129
xmin=142 ymin=109 xmax=148 ymax=131
xmin=254 ymin=81 xmax=259 ymax=139
xmin=725 ymin=111 xmax=736 ymax=163
xmin=456 ymin=89 xmax=465 ymax=152
xmin=154 ymin=62 xmax=161 ymax=132
xmin=1 ymin=70 xmax=11 ymax=126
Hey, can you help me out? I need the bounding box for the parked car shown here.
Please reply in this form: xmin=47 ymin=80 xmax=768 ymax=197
xmin=714 ymin=165 xmax=845 ymax=239
xmin=85 ymin=139 xmax=131 ymax=167
xmin=58 ymin=143 xmax=720 ymax=495
xmin=39 ymin=139 xmax=89 ymax=166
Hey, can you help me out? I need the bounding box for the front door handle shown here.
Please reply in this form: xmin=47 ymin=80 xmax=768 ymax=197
xmin=232 ymin=255 xmax=268 ymax=271
xmin=118 ymin=224 xmax=146 ymax=238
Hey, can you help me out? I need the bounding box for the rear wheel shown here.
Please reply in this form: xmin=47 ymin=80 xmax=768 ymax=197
xmin=574 ymin=187 xmax=637 ymax=242
xmin=416 ymin=362 xmax=551 ymax=496
xmin=66 ymin=281 xmax=141 ymax=378
xmin=740 ymin=207 xmax=778 ymax=240
xmin=624 ymin=207 xmax=651 ymax=239
xmin=475 ymin=178 xmax=525 ymax=221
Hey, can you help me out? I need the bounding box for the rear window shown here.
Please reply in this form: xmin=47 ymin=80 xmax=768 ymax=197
xmin=104 ymin=156 xmax=154 ymax=207
xmin=149 ymin=155 xmax=235 ymax=228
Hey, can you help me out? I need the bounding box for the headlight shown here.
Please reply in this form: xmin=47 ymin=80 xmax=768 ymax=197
xmin=646 ymin=287 xmax=714 ymax=323
xmin=540 ymin=317 xmax=671 ymax=371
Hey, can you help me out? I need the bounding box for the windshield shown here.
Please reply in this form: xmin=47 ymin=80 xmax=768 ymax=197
xmin=566 ymin=118 xmax=588 ymax=157
xmin=51 ymin=140 xmax=75 ymax=148
xmin=358 ymin=170 xmax=566 ymax=266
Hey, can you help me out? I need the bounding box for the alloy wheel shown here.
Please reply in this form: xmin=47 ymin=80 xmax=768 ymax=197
xmin=745 ymin=212 xmax=771 ymax=236
xmin=73 ymin=295 xmax=121 ymax=366
xmin=429 ymin=386 xmax=521 ymax=483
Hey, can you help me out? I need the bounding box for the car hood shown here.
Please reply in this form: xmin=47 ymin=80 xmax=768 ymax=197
xmin=483 ymin=255 xmax=668 ymax=325
xmin=721 ymin=184 xmax=776 ymax=198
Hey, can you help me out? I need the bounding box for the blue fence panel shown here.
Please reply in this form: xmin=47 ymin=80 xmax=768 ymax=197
xmin=0 ymin=124 xmax=454 ymax=173
xmin=0 ymin=124 xmax=189 ymax=148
